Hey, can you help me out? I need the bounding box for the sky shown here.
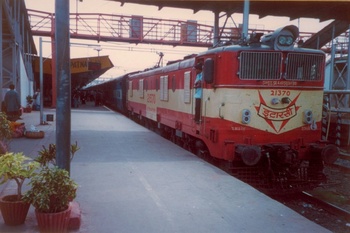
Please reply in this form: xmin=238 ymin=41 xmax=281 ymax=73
xmin=24 ymin=0 xmax=332 ymax=78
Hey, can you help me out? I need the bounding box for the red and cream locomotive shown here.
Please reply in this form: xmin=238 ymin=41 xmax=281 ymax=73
xmin=98 ymin=25 xmax=339 ymax=191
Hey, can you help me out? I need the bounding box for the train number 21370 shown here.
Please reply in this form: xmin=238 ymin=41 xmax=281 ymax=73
xmin=270 ymin=90 xmax=291 ymax=96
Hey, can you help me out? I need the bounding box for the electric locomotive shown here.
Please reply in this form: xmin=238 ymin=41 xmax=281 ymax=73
xmin=100 ymin=25 xmax=340 ymax=192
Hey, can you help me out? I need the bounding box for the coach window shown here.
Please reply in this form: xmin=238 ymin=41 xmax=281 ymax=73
xmin=160 ymin=75 xmax=169 ymax=101
xmin=172 ymin=75 xmax=176 ymax=92
xmin=156 ymin=78 xmax=159 ymax=91
xmin=144 ymin=79 xmax=148 ymax=91
xmin=183 ymin=71 xmax=191 ymax=104
xmin=139 ymin=79 xmax=144 ymax=98
xmin=129 ymin=81 xmax=133 ymax=97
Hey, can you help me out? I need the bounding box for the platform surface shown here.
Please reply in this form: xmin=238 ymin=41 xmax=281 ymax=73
xmin=0 ymin=102 xmax=331 ymax=233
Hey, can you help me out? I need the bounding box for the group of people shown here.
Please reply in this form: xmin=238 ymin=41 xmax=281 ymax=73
xmin=71 ymin=89 xmax=103 ymax=108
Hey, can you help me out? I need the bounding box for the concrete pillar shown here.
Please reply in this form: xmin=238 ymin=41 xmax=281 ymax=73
xmin=55 ymin=0 xmax=71 ymax=173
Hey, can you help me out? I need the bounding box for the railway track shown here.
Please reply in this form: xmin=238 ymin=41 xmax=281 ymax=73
xmin=329 ymin=150 xmax=350 ymax=173
xmin=276 ymin=151 xmax=350 ymax=233
xmin=271 ymin=188 xmax=350 ymax=233
xmin=301 ymin=191 xmax=350 ymax=222
xmin=311 ymin=151 xmax=350 ymax=221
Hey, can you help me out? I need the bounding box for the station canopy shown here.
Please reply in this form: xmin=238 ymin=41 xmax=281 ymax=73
xmin=33 ymin=55 xmax=114 ymax=89
xmin=112 ymin=0 xmax=350 ymax=22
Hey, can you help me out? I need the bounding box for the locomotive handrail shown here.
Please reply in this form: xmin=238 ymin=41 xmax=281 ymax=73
xmin=324 ymin=90 xmax=350 ymax=94
xmin=322 ymin=90 xmax=350 ymax=147
xmin=324 ymin=90 xmax=350 ymax=111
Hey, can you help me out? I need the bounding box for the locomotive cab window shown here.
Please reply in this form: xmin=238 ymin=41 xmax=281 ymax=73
xmin=203 ymin=58 xmax=214 ymax=84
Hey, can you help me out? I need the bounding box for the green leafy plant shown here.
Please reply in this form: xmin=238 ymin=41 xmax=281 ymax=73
xmin=0 ymin=152 xmax=40 ymax=200
xmin=35 ymin=141 xmax=80 ymax=166
xmin=0 ymin=112 xmax=12 ymax=154
xmin=26 ymin=95 xmax=33 ymax=106
xmin=23 ymin=142 xmax=80 ymax=213
xmin=23 ymin=166 xmax=77 ymax=213
xmin=35 ymin=144 xmax=56 ymax=166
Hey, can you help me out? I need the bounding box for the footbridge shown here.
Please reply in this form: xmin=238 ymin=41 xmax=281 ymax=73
xmin=28 ymin=9 xmax=318 ymax=48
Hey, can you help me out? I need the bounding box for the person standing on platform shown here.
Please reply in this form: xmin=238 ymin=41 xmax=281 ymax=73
xmin=95 ymin=90 xmax=102 ymax=106
xmin=193 ymin=63 xmax=203 ymax=123
xmin=33 ymin=89 xmax=40 ymax=110
xmin=4 ymin=84 xmax=21 ymax=121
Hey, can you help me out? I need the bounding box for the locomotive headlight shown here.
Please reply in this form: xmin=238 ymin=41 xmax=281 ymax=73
xmin=261 ymin=25 xmax=298 ymax=51
xmin=278 ymin=36 xmax=287 ymax=45
xmin=278 ymin=35 xmax=294 ymax=46
xmin=271 ymin=98 xmax=280 ymax=105
xmin=303 ymin=109 xmax=313 ymax=124
xmin=286 ymin=36 xmax=294 ymax=45
xmin=242 ymin=109 xmax=251 ymax=124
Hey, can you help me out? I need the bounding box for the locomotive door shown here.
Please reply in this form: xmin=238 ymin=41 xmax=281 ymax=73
xmin=193 ymin=59 xmax=204 ymax=124
xmin=192 ymin=57 xmax=215 ymax=125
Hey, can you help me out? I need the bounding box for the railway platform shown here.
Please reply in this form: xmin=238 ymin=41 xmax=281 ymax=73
xmin=0 ymin=102 xmax=331 ymax=233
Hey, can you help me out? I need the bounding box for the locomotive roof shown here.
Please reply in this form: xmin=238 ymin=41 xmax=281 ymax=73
xmin=200 ymin=43 xmax=326 ymax=55
xmin=111 ymin=0 xmax=350 ymax=22
xmin=127 ymin=42 xmax=325 ymax=79
xmin=128 ymin=56 xmax=196 ymax=78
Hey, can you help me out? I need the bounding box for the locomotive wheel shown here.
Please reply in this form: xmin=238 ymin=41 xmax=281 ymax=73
xmin=321 ymin=144 xmax=339 ymax=164
xmin=240 ymin=146 xmax=262 ymax=166
xmin=194 ymin=140 xmax=209 ymax=159
xmin=175 ymin=137 xmax=184 ymax=147
xmin=144 ymin=119 xmax=150 ymax=129
xmin=169 ymin=129 xmax=179 ymax=145
xmin=145 ymin=119 xmax=155 ymax=131
xmin=183 ymin=135 xmax=195 ymax=153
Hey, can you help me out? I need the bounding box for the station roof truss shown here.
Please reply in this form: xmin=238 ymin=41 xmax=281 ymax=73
xmin=1 ymin=0 xmax=37 ymax=90
xmin=112 ymin=0 xmax=350 ymax=22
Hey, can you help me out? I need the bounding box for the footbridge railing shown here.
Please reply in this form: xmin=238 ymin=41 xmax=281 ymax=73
xmin=28 ymin=9 xmax=310 ymax=47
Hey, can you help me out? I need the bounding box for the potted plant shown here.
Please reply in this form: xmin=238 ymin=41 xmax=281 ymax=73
xmin=24 ymin=95 xmax=33 ymax=113
xmin=0 ymin=152 xmax=39 ymax=225
xmin=23 ymin=142 xmax=80 ymax=233
xmin=0 ymin=112 xmax=12 ymax=154
xmin=23 ymin=166 xmax=77 ymax=233
xmin=35 ymin=142 xmax=80 ymax=166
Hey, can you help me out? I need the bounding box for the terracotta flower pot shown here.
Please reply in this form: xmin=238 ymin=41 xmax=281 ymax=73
xmin=35 ymin=206 xmax=71 ymax=233
xmin=0 ymin=194 xmax=30 ymax=226
xmin=23 ymin=107 xmax=32 ymax=113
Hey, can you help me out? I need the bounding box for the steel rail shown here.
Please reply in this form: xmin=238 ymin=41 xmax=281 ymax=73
xmin=301 ymin=191 xmax=350 ymax=221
